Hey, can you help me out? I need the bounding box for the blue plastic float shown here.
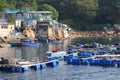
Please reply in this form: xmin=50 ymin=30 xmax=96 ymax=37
xmin=30 ymin=65 xmax=40 ymax=71
xmin=21 ymin=67 xmax=28 ymax=72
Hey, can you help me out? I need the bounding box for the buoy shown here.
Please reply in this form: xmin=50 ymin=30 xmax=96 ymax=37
xmin=72 ymin=59 xmax=81 ymax=65
xmin=81 ymin=59 xmax=88 ymax=65
xmin=30 ymin=65 xmax=40 ymax=71
xmin=40 ymin=64 xmax=46 ymax=69
xmin=15 ymin=67 xmax=21 ymax=72
xmin=66 ymin=59 xmax=72 ymax=65
xmin=21 ymin=67 xmax=28 ymax=72
xmin=51 ymin=61 xmax=57 ymax=67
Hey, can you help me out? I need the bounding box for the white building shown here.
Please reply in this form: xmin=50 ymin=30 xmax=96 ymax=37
xmin=15 ymin=11 xmax=53 ymax=29
xmin=0 ymin=20 xmax=15 ymax=36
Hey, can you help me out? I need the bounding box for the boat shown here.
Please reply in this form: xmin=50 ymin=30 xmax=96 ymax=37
xmin=47 ymin=48 xmax=67 ymax=59
xmin=9 ymin=42 xmax=22 ymax=47
xmin=9 ymin=39 xmax=40 ymax=47
xmin=20 ymin=39 xmax=40 ymax=47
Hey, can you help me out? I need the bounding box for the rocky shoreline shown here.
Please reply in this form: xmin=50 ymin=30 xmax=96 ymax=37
xmin=71 ymin=31 xmax=120 ymax=38
xmin=0 ymin=31 xmax=119 ymax=45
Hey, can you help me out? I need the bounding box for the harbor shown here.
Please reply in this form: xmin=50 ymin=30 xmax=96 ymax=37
xmin=0 ymin=0 xmax=120 ymax=79
xmin=0 ymin=37 xmax=120 ymax=80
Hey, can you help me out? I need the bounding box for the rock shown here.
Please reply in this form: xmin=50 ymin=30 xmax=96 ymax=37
xmin=23 ymin=28 xmax=36 ymax=39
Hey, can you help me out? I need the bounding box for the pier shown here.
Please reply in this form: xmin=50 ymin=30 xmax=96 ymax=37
xmin=0 ymin=60 xmax=59 ymax=73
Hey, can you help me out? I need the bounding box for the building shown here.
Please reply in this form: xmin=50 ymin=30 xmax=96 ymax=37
xmin=37 ymin=20 xmax=56 ymax=39
xmin=15 ymin=11 xmax=53 ymax=29
xmin=0 ymin=23 xmax=14 ymax=37
xmin=0 ymin=13 xmax=15 ymax=37
xmin=14 ymin=10 xmax=70 ymax=40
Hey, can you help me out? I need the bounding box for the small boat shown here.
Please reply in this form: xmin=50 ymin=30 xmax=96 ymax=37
xmin=47 ymin=48 xmax=67 ymax=59
xmin=9 ymin=42 xmax=22 ymax=47
xmin=21 ymin=39 xmax=40 ymax=47
xmin=9 ymin=39 xmax=40 ymax=47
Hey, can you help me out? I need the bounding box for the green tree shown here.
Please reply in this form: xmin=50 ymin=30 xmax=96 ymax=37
xmin=16 ymin=0 xmax=38 ymax=10
xmin=96 ymin=0 xmax=120 ymax=24
xmin=0 ymin=0 xmax=8 ymax=11
xmin=6 ymin=0 xmax=16 ymax=9
xmin=37 ymin=4 xmax=59 ymax=20
xmin=69 ymin=0 xmax=98 ymax=24
xmin=38 ymin=0 xmax=98 ymax=23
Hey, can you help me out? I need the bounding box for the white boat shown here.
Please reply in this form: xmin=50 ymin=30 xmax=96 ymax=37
xmin=46 ymin=49 xmax=66 ymax=58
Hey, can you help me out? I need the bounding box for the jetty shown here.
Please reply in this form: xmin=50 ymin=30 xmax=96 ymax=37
xmin=0 ymin=59 xmax=59 ymax=73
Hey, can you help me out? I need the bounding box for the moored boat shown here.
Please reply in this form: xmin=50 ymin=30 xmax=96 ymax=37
xmin=9 ymin=42 xmax=22 ymax=47
xmin=47 ymin=48 xmax=67 ymax=59
xmin=9 ymin=39 xmax=41 ymax=47
xmin=21 ymin=39 xmax=40 ymax=47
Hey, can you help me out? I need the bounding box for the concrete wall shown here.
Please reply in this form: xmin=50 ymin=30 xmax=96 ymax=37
xmin=37 ymin=27 xmax=48 ymax=38
xmin=62 ymin=30 xmax=69 ymax=39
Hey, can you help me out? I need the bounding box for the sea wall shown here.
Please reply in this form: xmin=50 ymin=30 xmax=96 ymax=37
xmin=71 ymin=31 xmax=120 ymax=38
xmin=0 ymin=29 xmax=120 ymax=43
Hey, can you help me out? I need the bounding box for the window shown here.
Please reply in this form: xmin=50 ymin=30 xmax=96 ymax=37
xmin=1 ymin=25 xmax=8 ymax=29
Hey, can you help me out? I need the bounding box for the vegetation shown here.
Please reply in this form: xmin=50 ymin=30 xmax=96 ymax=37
xmin=0 ymin=0 xmax=8 ymax=11
xmin=0 ymin=0 xmax=119 ymax=31
xmin=37 ymin=4 xmax=59 ymax=20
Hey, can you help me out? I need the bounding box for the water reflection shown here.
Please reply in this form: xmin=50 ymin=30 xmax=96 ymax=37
xmin=0 ymin=39 xmax=72 ymax=60
xmin=48 ymin=39 xmax=72 ymax=52
xmin=0 ymin=37 xmax=120 ymax=60
xmin=0 ymin=37 xmax=120 ymax=80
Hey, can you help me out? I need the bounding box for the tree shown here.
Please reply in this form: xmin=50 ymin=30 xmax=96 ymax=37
xmin=0 ymin=0 xmax=8 ymax=11
xmin=96 ymin=0 xmax=120 ymax=24
xmin=69 ymin=0 xmax=98 ymax=24
xmin=16 ymin=0 xmax=38 ymax=10
xmin=6 ymin=0 xmax=16 ymax=10
xmin=38 ymin=0 xmax=98 ymax=23
xmin=37 ymin=4 xmax=59 ymax=20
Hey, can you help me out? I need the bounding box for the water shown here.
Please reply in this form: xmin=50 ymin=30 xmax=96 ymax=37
xmin=0 ymin=37 xmax=120 ymax=80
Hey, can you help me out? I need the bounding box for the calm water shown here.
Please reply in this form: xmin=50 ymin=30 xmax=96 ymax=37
xmin=0 ymin=37 xmax=120 ymax=80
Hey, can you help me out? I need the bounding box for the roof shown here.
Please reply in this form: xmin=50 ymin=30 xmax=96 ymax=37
xmin=28 ymin=11 xmax=52 ymax=14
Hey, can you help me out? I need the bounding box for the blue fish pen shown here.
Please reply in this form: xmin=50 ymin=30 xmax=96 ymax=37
xmin=66 ymin=59 xmax=72 ymax=65
xmin=81 ymin=59 xmax=89 ymax=65
xmin=71 ymin=59 xmax=81 ymax=65
xmin=15 ymin=67 xmax=21 ymax=72
xmin=46 ymin=61 xmax=58 ymax=68
xmin=100 ymin=60 xmax=116 ymax=67
xmin=117 ymin=60 xmax=120 ymax=67
xmin=0 ymin=60 xmax=59 ymax=73
xmin=89 ymin=59 xmax=101 ymax=66
xmin=40 ymin=64 xmax=46 ymax=69
xmin=30 ymin=65 xmax=40 ymax=71
xmin=79 ymin=52 xmax=93 ymax=58
xmin=21 ymin=67 xmax=28 ymax=72
xmin=6 ymin=67 xmax=15 ymax=72
xmin=64 ymin=56 xmax=72 ymax=61
xmin=2 ymin=66 xmax=21 ymax=72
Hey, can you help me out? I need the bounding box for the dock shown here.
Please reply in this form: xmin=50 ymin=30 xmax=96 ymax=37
xmin=65 ymin=54 xmax=120 ymax=67
xmin=0 ymin=60 xmax=59 ymax=73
